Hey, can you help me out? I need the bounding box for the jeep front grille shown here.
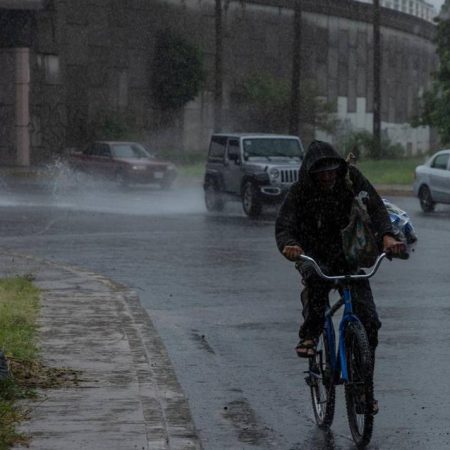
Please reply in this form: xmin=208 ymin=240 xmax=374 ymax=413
xmin=280 ymin=169 xmax=299 ymax=184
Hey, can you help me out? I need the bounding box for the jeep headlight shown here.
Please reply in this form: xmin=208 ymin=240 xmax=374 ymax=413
xmin=269 ymin=168 xmax=280 ymax=179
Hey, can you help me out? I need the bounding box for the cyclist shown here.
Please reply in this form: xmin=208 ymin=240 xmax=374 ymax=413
xmin=275 ymin=140 xmax=405 ymax=401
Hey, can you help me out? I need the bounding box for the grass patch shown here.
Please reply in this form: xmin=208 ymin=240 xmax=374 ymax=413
xmin=177 ymin=156 xmax=428 ymax=186
xmin=356 ymin=157 xmax=426 ymax=185
xmin=0 ymin=277 xmax=80 ymax=449
xmin=178 ymin=162 xmax=204 ymax=179
xmin=0 ymin=277 xmax=39 ymax=448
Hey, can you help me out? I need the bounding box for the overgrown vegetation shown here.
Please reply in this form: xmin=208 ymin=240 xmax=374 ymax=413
xmin=0 ymin=277 xmax=79 ymax=449
xmin=413 ymin=8 xmax=450 ymax=144
xmin=230 ymin=73 xmax=336 ymax=135
xmin=338 ymin=130 xmax=406 ymax=160
xmin=151 ymin=29 xmax=205 ymax=111
xmin=89 ymin=111 xmax=138 ymax=141
xmin=0 ymin=277 xmax=40 ymax=448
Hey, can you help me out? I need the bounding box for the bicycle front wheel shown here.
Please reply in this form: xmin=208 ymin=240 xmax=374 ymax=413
xmin=308 ymin=333 xmax=335 ymax=429
xmin=344 ymin=322 xmax=374 ymax=448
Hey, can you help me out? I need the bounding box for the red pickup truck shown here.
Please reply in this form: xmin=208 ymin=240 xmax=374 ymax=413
xmin=69 ymin=141 xmax=178 ymax=188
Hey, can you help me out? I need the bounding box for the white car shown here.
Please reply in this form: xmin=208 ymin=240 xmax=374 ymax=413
xmin=413 ymin=149 xmax=450 ymax=212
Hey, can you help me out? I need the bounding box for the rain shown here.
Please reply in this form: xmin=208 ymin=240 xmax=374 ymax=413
xmin=1 ymin=1 xmax=450 ymax=449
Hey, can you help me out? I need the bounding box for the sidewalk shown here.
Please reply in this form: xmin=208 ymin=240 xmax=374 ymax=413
xmin=0 ymin=252 xmax=201 ymax=450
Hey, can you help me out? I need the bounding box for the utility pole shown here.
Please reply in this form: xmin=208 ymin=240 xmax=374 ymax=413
xmin=214 ymin=0 xmax=223 ymax=132
xmin=289 ymin=0 xmax=302 ymax=136
xmin=373 ymin=0 xmax=381 ymax=158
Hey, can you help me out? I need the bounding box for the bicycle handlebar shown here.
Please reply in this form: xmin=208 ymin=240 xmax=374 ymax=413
xmin=297 ymin=253 xmax=389 ymax=281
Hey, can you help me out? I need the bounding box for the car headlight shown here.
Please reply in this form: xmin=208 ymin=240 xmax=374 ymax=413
xmin=167 ymin=164 xmax=176 ymax=171
xmin=131 ymin=165 xmax=146 ymax=170
xmin=269 ymin=168 xmax=280 ymax=179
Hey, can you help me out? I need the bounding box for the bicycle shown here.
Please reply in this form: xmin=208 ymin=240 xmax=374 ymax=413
xmin=297 ymin=252 xmax=394 ymax=448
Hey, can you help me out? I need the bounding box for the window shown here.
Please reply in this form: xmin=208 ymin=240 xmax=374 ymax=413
xmin=243 ymin=138 xmax=302 ymax=158
xmin=111 ymin=143 xmax=149 ymax=159
xmin=92 ymin=144 xmax=111 ymax=157
xmin=227 ymin=139 xmax=240 ymax=160
xmin=431 ymin=153 xmax=449 ymax=170
xmin=209 ymin=136 xmax=227 ymax=160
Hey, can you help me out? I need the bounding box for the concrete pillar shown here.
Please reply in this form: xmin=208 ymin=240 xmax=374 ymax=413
xmin=15 ymin=47 xmax=31 ymax=166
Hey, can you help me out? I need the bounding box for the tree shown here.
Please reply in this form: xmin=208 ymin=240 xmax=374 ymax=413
xmin=414 ymin=10 xmax=450 ymax=144
xmin=151 ymin=30 xmax=205 ymax=111
xmin=230 ymin=73 xmax=336 ymax=136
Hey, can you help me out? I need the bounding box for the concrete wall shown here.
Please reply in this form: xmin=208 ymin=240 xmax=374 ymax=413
xmin=175 ymin=0 xmax=437 ymax=154
xmin=0 ymin=49 xmax=17 ymax=164
xmin=1 ymin=0 xmax=438 ymax=164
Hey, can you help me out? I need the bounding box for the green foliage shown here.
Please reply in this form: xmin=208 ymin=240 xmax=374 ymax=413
xmin=414 ymin=16 xmax=450 ymax=144
xmin=151 ymin=30 xmax=205 ymax=111
xmin=300 ymin=82 xmax=337 ymax=134
xmin=231 ymin=73 xmax=290 ymax=132
xmin=338 ymin=130 xmax=405 ymax=160
xmin=89 ymin=111 xmax=138 ymax=141
xmin=0 ymin=277 xmax=40 ymax=449
xmin=230 ymin=73 xmax=336 ymax=134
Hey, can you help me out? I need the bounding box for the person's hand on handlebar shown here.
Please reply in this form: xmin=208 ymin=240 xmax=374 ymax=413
xmin=282 ymin=245 xmax=304 ymax=261
xmin=382 ymin=235 xmax=406 ymax=256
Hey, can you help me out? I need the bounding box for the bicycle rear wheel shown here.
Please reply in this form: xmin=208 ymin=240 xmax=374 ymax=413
xmin=344 ymin=322 xmax=374 ymax=448
xmin=307 ymin=333 xmax=335 ymax=429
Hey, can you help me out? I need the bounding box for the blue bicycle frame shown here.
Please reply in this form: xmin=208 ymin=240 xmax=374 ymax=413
xmin=323 ymin=284 xmax=363 ymax=383
xmin=299 ymin=253 xmax=388 ymax=384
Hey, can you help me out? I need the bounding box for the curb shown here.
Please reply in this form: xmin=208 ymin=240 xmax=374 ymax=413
xmin=375 ymin=185 xmax=414 ymax=197
xmin=1 ymin=252 xmax=201 ymax=450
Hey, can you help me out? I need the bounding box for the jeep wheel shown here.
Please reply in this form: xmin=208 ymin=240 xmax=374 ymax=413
xmin=242 ymin=181 xmax=262 ymax=217
xmin=205 ymin=181 xmax=225 ymax=212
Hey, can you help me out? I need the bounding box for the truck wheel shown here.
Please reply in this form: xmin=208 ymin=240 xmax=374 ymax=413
xmin=205 ymin=180 xmax=225 ymax=212
xmin=242 ymin=181 xmax=262 ymax=217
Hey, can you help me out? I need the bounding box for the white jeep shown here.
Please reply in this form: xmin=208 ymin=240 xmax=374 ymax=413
xmin=203 ymin=133 xmax=304 ymax=217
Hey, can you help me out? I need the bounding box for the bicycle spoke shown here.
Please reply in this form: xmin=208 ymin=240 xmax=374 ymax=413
xmin=344 ymin=322 xmax=374 ymax=447
xmin=308 ymin=333 xmax=335 ymax=429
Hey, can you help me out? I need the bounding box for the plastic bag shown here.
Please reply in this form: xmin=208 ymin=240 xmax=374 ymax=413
xmin=341 ymin=191 xmax=379 ymax=268
xmin=383 ymin=198 xmax=418 ymax=249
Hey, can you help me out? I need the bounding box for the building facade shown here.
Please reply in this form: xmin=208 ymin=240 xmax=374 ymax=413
xmin=0 ymin=0 xmax=439 ymax=165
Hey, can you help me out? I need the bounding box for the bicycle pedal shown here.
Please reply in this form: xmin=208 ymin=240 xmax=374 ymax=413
xmin=304 ymin=375 xmax=314 ymax=387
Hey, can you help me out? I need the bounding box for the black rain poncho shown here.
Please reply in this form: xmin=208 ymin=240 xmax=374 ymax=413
xmin=275 ymin=140 xmax=394 ymax=271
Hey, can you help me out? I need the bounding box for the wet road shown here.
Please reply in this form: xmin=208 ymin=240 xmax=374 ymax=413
xmin=0 ymin=177 xmax=449 ymax=450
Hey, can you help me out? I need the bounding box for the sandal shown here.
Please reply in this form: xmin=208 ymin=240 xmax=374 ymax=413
xmin=372 ymin=399 xmax=379 ymax=415
xmin=295 ymin=339 xmax=316 ymax=358
xmin=356 ymin=397 xmax=379 ymax=415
